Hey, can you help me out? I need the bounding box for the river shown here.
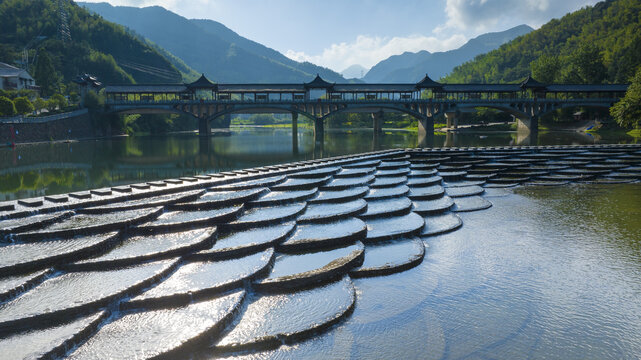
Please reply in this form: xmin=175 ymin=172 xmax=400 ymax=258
xmin=1 ymin=128 xmax=640 ymax=358
xmin=0 ymin=127 xmax=637 ymax=201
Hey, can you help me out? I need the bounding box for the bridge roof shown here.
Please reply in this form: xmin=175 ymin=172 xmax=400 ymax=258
xmin=105 ymin=84 xmax=188 ymax=93
xmin=416 ymin=74 xmax=443 ymax=88
xmin=520 ymin=75 xmax=547 ymax=89
xmin=440 ymin=84 xmax=521 ymax=92
xmin=304 ymin=75 xmax=334 ymax=89
xmin=187 ymin=74 xmax=217 ymax=89
xmin=332 ymin=84 xmax=416 ymax=92
xmin=218 ymin=84 xmax=306 ymax=92
xmin=545 ymin=84 xmax=628 ymax=92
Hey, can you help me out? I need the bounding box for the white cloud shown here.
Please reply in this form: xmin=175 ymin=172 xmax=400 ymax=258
xmin=437 ymin=0 xmax=599 ymax=33
xmin=286 ymin=34 xmax=467 ymax=72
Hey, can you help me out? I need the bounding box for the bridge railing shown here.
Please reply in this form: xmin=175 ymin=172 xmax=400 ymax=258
xmin=105 ymin=97 xmax=621 ymax=106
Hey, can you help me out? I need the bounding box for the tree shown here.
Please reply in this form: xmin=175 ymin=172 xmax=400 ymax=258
xmin=610 ymin=67 xmax=641 ymax=129
xmin=51 ymin=93 xmax=68 ymax=109
xmin=531 ymin=55 xmax=562 ymax=83
xmin=45 ymin=99 xmax=58 ymax=112
xmin=83 ymin=90 xmax=104 ymax=112
xmin=570 ymin=43 xmax=607 ymax=84
xmin=13 ymin=96 xmax=34 ymax=115
xmin=33 ymin=97 xmax=46 ymax=113
xmin=33 ymin=50 xmax=60 ymax=97
xmin=0 ymin=96 xmax=16 ymax=116
xmin=69 ymin=92 xmax=80 ymax=104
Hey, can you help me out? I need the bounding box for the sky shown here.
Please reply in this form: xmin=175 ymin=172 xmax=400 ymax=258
xmin=80 ymin=0 xmax=600 ymax=73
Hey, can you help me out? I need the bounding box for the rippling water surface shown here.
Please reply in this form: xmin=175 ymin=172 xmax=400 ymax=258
xmin=0 ymin=127 xmax=636 ymax=200
xmin=224 ymin=183 xmax=641 ymax=359
xmin=1 ymin=128 xmax=640 ymax=359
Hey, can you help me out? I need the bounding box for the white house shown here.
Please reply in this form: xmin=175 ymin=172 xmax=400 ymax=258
xmin=0 ymin=62 xmax=38 ymax=91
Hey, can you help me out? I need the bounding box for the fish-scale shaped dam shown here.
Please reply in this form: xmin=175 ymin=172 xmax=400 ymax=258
xmin=0 ymin=144 xmax=640 ymax=358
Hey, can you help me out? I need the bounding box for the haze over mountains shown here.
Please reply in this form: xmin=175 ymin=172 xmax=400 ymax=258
xmin=363 ymin=25 xmax=533 ymax=83
xmin=80 ymin=2 xmax=348 ymax=83
xmin=81 ymin=2 xmax=531 ymax=84
xmin=341 ymin=64 xmax=369 ymax=80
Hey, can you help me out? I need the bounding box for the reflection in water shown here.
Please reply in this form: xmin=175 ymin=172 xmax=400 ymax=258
xmin=0 ymin=127 xmax=635 ymax=200
xmin=258 ymin=184 xmax=641 ymax=359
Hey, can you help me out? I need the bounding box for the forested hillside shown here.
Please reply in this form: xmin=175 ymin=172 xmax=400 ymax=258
xmin=0 ymin=0 xmax=182 ymax=96
xmin=443 ymin=0 xmax=641 ymax=84
xmin=80 ymin=2 xmax=348 ymax=83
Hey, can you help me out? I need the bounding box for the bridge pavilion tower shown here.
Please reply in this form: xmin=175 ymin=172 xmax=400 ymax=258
xmin=304 ymin=75 xmax=335 ymax=144
xmin=516 ymin=75 xmax=547 ymax=141
xmin=186 ymin=74 xmax=218 ymax=136
xmin=415 ymin=74 xmax=443 ymax=147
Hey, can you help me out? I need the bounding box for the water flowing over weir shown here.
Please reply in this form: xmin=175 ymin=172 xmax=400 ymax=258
xmin=0 ymin=144 xmax=641 ymax=359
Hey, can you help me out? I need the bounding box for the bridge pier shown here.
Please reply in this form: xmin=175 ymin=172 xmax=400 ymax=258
xmin=221 ymin=114 xmax=231 ymax=128
xmin=198 ymin=118 xmax=211 ymax=136
xmin=444 ymin=132 xmax=457 ymax=147
xmin=445 ymin=112 xmax=458 ymax=129
xmin=516 ymin=130 xmax=538 ymax=146
xmin=314 ymin=118 xmax=324 ymax=144
xmin=199 ymin=136 xmax=210 ymax=155
xmin=292 ymin=113 xmax=298 ymax=154
xmin=516 ymin=115 xmax=538 ymax=133
xmin=372 ymin=111 xmax=384 ymax=136
xmin=417 ymin=116 xmax=434 ymax=148
xmin=516 ymin=116 xmax=539 ymax=146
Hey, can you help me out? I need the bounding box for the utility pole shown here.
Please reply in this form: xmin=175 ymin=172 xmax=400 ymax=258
xmin=58 ymin=0 xmax=71 ymax=44
xmin=21 ymin=36 xmax=47 ymax=71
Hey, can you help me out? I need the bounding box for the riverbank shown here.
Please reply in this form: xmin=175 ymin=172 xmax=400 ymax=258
xmin=0 ymin=109 xmax=94 ymax=146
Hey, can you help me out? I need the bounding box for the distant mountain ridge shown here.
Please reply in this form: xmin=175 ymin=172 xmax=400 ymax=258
xmin=442 ymin=0 xmax=641 ymax=84
xmin=363 ymin=25 xmax=533 ymax=83
xmin=0 ymin=0 xmax=181 ymax=93
xmin=341 ymin=64 xmax=369 ymax=79
xmin=80 ymin=2 xmax=348 ymax=83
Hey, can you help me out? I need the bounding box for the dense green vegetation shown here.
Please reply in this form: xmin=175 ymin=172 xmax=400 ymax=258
xmin=0 ymin=0 xmax=181 ymax=92
xmin=0 ymin=0 xmax=200 ymax=132
xmin=611 ymin=67 xmax=641 ymax=129
xmin=443 ymin=0 xmax=641 ymax=85
xmin=0 ymin=89 xmax=71 ymax=116
xmin=441 ymin=0 xmax=641 ymax=128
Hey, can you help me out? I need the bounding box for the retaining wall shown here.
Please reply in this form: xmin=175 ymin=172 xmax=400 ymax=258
xmin=0 ymin=110 xmax=93 ymax=144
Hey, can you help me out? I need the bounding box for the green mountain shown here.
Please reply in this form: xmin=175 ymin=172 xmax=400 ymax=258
xmin=364 ymin=25 xmax=533 ymax=83
xmin=0 ymin=0 xmax=182 ymax=94
xmin=443 ymin=0 xmax=641 ymax=84
xmin=79 ymin=2 xmax=348 ymax=83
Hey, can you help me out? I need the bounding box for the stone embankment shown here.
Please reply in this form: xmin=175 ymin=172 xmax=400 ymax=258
xmin=0 ymin=144 xmax=640 ymax=359
xmin=0 ymin=109 xmax=93 ymax=145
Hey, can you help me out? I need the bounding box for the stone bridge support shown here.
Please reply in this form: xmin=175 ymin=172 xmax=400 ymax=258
xmin=198 ymin=117 xmax=211 ymax=136
xmin=417 ymin=116 xmax=434 ymax=148
xmin=516 ymin=115 xmax=538 ymax=134
xmin=516 ymin=115 xmax=539 ymax=146
xmin=444 ymin=132 xmax=458 ymax=147
xmin=217 ymin=114 xmax=232 ymax=128
xmin=292 ymin=112 xmax=298 ymax=154
xmin=314 ymin=118 xmax=324 ymax=144
xmin=372 ymin=111 xmax=384 ymax=137
xmin=445 ymin=112 xmax=458 ymax=129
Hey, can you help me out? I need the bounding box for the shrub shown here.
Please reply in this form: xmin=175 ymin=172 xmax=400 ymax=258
xmin=14 ymin=96 xmax=34 ymax=115
xmin=33 ymin=97 xmax=46 ymax=112
xmin=51 ymin=93 xmax=68 ymax=109
xmin=0 ymin=96 xmax=16 ymax=116
xmin=45 ymin=99 xmax=58 ymax=112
